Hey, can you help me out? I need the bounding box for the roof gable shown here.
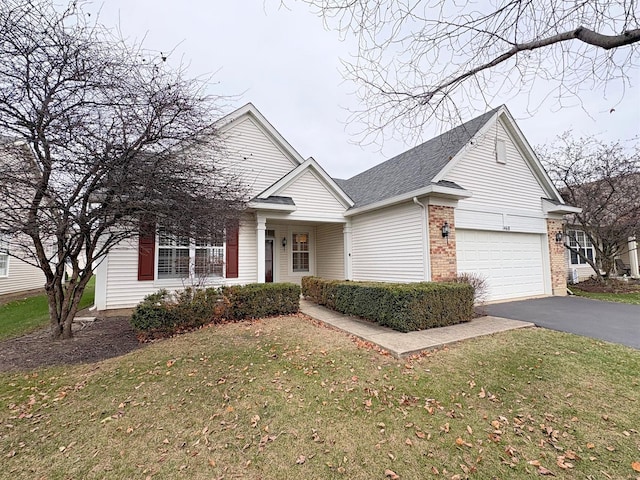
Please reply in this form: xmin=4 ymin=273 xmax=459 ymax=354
xmin=257 ymin=157 xmax=354 ymax=209
xmin=336 ymin=108 xmax=499 ymax=207
xmin=217 ymin=103 xmax=305 ymax=166
xmin=433 ymin=106 xmax=563 ymax=203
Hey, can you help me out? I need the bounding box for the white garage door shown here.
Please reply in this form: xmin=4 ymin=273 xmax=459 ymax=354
xmin=456 ymin=229 xmax=547 ymax=302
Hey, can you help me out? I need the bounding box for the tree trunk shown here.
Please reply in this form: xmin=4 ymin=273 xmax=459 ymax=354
xmin=46 ymin=273 xmax=91 ymax=340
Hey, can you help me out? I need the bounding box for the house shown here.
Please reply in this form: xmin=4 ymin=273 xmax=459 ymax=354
xmin=0 ymin=234 xmax=46 ymax=297
xmin=0 ymin=139 xmax=47 ymax=298
xmin=558 ymin=172 xmax=640 ymax=282
xmin=94 ymin=103 xmax=578 ymax=310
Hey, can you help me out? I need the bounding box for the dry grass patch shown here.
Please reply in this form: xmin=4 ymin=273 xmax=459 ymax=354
xmin=1 ymin=315 xmax=639 ymax=479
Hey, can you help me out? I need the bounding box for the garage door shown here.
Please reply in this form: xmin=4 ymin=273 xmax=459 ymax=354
xmin=456 ymin=229 xmax=547 ymax=302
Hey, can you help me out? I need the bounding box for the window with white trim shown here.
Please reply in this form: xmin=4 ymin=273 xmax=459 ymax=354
xmin=0 ymin=235 xmax=8 ymax=277
xmin=568 ymin=230 xmax=595 ymax=265
xmin=292 ymin=232 xmax=309 ymax=272
xmin=157 ymin=227 xmax=224 ymax=279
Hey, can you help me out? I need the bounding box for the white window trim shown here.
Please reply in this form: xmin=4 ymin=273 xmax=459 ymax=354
xmin=154 ymin=228 xmax=226 ymax=283
xmin=568 ymin=230 xmax=596 ymax=266
xmin=0 ymin=235 xmax=9 ymax=278
xmin=291 ymin=231 xmax=310 ymax=273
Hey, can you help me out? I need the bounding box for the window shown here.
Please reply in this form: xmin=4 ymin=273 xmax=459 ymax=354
xmin=157 ymin=227 xmax=224 ymax=279
xmin=568 ymin=230 xmax=595 ymax=265
xmin=0 ymin=235 xmax=8 ymax=277
xmin=292 ymin=232 xmax=309 ymax=272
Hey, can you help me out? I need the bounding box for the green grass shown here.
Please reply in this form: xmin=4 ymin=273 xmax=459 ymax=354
xmin=1 ymin=317 xmax=638 ymax=479
xmin=571 ymin=287 xmax=640 ymax=305
xmin=0 ymin=277 xmax=95 ymax=340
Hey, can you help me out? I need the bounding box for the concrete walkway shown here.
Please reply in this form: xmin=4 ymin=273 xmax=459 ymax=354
xmin=300 ymin=299 xmax=534 ymax=358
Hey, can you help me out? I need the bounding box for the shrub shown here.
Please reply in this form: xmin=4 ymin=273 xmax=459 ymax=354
xmin=130 ymin=290 xmax=177 ymax=335
xmin=222 ymin=283 xmax=301 ymax=320
xmin=131 ymin=283 xmax=301 ymax=340
xmin=450 ymin=272 xmax=489 ymax=304
xmin=302 ymin=277 xmax=474 ymax=332
xmin=172 ymin=287 xmax=222 ymax=329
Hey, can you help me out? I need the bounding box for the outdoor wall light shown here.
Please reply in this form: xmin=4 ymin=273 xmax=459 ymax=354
xmin=282 ymin=237 xmax=287 ymax=248
xmin=555 ymin=231 xmax=564 ymax=244
xmin=441 ymin=221 xmax=450 ymax=238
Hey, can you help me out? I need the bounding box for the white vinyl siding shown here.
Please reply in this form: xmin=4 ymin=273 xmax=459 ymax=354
xmin=351 ymin=202 xmax=425 ymax=282
xmin=279 ymin=170 xmax=347 ymax=221
xmin=219 ymin=117 xmax=299 ymax=197
xmin=445 ymin=119 xmax=548 ymax=232
xmin=316 ymin=223 xmax=345 ymax=280
xmin=0 ymin=235 xmax=46 ymax=296
xmin=0 ymin=256 xmax=46 ymax=296
xmin=457 ymin=229 xmax=547 ymax=301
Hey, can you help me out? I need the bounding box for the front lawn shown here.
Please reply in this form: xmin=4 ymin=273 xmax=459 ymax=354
xmin=571 ymin=288 xmax=640 ymax=305
xmin=1 ymin=317 xmax=638 ymax=479
xmin=0 ymin=277 xmax=95 ymax=340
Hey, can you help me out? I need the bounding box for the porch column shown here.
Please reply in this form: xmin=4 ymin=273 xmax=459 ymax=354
xmin=343 ymin=221 xmax=353 ymax=280
xmin=256 ymin=215 xmax=266 ymax=283
xmin=629 ymin=236 xmax=639 ymax=278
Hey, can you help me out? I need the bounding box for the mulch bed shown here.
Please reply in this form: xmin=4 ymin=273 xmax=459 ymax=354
xmin=573 ymin=277 xmax=640 ymax=294
xmin=0 ymin=316 xmax=142 ymax=373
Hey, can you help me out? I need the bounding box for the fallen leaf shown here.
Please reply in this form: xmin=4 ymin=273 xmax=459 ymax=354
xmin=538 ymin=466 xmax=555 ymax=476
xmin=405 ymin=438 xmax=413 ymax=446
xmin=296 ymin=455 xmax=306 ymax=464
xmin=384 ymin=468 xmax=399 ymax=479
xmin=166 ymin=359 xmax=175 ymax=368
xmin=632 ymin=461 xmax=640 ymax=472
xmin=586 ymin=442 xmax=595 ymax=449
xmin=466 ymin=425 xmax=473 ymax=435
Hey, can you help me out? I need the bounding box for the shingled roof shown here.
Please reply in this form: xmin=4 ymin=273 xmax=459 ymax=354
xmin=335 ymin=107 xmax=501 ymax=208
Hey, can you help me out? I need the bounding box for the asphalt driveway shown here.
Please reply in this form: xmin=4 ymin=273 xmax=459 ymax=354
xmin=482 ymin=296 xmax=640 ymax=349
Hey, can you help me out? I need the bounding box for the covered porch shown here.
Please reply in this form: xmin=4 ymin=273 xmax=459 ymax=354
xmin=253 ymin=212 xmax=352 ymax=284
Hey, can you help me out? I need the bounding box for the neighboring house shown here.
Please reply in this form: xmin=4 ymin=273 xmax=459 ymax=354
xmin=0 ymin=139 xmax=47 ymax=297
xmin=565 ymin=229 xmax=640 ymax=282
xmin=94 ymin=103 xmax=578 ymax=309
xmin=0 ymin=233 xmax=46 ymax=297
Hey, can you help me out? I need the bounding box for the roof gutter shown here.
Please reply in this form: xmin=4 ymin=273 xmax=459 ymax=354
xmin=413 ymin=197 xmax=431 ymax=281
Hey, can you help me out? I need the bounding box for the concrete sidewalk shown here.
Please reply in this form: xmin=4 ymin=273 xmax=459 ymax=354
xmin=300 ymin=299 xmax=534 ymax=358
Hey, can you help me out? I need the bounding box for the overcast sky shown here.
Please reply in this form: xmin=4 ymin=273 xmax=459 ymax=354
xmin=90 ymin=1 xmax=639 ymax=179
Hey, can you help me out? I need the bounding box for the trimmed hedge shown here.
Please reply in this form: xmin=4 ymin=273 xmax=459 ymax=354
xmin=221 ymin=283 xmax=301 ymax=320
xmin=302 ymin=276 xmax=473 ymax=332
xmin=130 ymin=283 xmax=301 ymax=340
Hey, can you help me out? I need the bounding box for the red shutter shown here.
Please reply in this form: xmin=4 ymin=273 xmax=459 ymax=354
xmin=138 ymin=220 xmax=156 ymax=281
xmin=225 ymin=222 xmax=239 ymax=278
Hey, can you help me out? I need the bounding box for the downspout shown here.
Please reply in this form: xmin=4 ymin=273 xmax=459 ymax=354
xmin=413 ymin=197 xmax=431 ymax=281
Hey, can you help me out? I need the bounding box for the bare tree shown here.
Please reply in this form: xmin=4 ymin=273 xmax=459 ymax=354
xmin=0 ymin=0 xmax=246 ymax=339
xmin=539 ymin=133 xmax=640 ymax=280
xmin=300 ymin=0 xmax=639 ymax=144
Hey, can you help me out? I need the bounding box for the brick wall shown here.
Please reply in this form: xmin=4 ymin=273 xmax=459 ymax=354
xmin=428 ymin=205 xmax=457 ymax=281
xmin=547 ymin=218 xmax=567 ymax=296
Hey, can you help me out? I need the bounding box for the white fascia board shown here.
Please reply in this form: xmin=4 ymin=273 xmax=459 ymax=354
xmin=344 ymin=184 xmax=472 ymax=217
xmin=542 ymin=199 xmax=582 ymax=215
xmin=247 ymin=201 xmax=297 ymax=212
xmin=257 ymin=157 xmax=354 ymax=208
xmin=216 ymin=103 xmax=305 ymax=165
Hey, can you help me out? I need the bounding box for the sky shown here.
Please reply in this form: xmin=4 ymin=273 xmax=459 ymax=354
xmin=88 ymin=1 xmax=639 ymax=180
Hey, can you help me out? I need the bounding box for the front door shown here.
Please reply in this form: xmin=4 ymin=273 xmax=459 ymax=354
xmin=265 ymin=239 xmax=274 ymax=283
